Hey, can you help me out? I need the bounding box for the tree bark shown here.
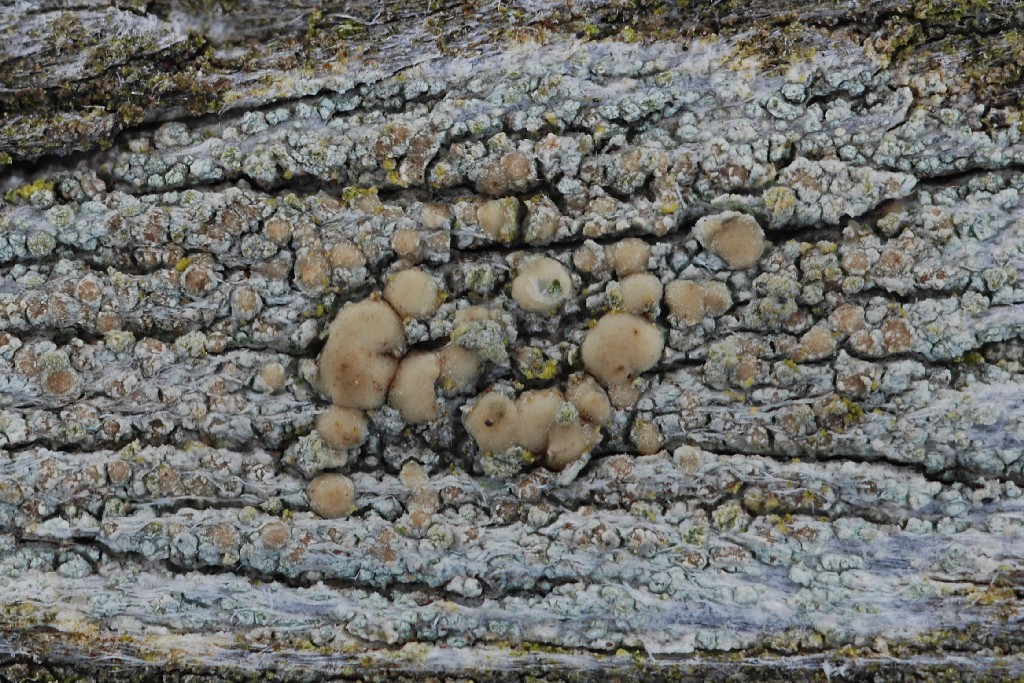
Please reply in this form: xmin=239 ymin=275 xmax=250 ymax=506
xmin=3 ymin=1 xmax=1024 ymax=680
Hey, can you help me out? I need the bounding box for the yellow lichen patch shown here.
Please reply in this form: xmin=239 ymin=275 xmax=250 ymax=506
xmin=565 ymin=373 xmax=612 ymax=425
xmin=318 ymin=298 xmax=406 ymax=409
xmin=515 ymin=347 xmax=559 ymax=380
xmin=514 ymin=388 xmax=564 ymax=453
xmin=307 ymin=473 xmax=356 ymax=519
xmin=388 ymin=352 xmax=441 ymax=424
xmin=344 ymin=186 xmax=383 ymax=213
xmin=383 ymin=268 xmax=441 ymax=319
xmin=438 ymin=343 xmax=482 ymax=394
xmin=510 ymin=257 xmax=574 ymax=313
xmin=606 ymin=237 xmax=651 ymax=276
xmin=316 ymin=405 xmax=368 ymax=449
xmin=581 ymin=313 xmax=664 ymax=388
xmin=618 ymin=273 xmax=663 ymax=316
xmin=693 ymin=211 xmax=766 ymax=270
xmin=464 ymin=393 xmax=518 ymax=455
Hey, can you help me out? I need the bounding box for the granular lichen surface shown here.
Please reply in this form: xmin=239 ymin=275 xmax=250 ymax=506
xmin=3 ymin=1 xmax=1024 ymax=680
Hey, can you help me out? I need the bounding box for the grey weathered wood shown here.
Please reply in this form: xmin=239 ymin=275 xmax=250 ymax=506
xmin=3 ymin=1 xmax=1024 ymax=680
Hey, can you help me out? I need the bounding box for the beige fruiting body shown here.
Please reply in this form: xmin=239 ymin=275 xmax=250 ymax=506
xmin=399 ymin=461 xmax=430 ymax=490
xmin=384 ymin=268 xmax=441 ymax=319
xmin=607 ymin=381 xmax=641 ymax=409
xmin=618 ymin=273 xmax=663 ymax=315
xmin=319 ymin=298 xmax=406 ymax=409
xmin=419 ymin=203 xmax=451 ymax=230
xmin=565 ymin=373 xmax=612 ymax=425
xmin=510 ymin=257 xmax=575 ymax=313
xmin=702 ymin=281 xmax=733 ymax=316
xmin=391 ymin=229 xmax=423 ymax=262
xmin=464 ymin=393 xmax=519 ymax=455
xmin=389 ymin=352 xmax=442 ymax=423
xmin=514 ymin=388 xmax=565 ymax=453
xmin=477 ymin=197 xmax=521 ymax=242
xmin=307 ymin=473 xmax=357 ymax=519
xmin=400 ymin=461 xmax=438 ymax=531
xmin=581 ymin=313 xmax=664 ymax=389
xmin=546 ymin=419 xmax=600 ymax=471
xmin=630 ymin=419 xmax=663 ymax=455
xmin=465 ymin=386 xmax=602 ymax=472
xmin=257 ymin=361 xmax=287 ymax=393
xmin=693 ymin=211 xmax=766 ymax=270
xmin=665 ymin=280 xmax=705 ymax=326
xmin=316 ymin=405 xmax=369 ymax=449
xmin=607 ymin=238 xmax=651 ymax=276
xmin=438 ymin=343 xmax=483 ymax=394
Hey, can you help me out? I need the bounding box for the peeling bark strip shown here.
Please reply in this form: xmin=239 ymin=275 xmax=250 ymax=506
xmin=4 ymin=1 xmax=1024 ymax=680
